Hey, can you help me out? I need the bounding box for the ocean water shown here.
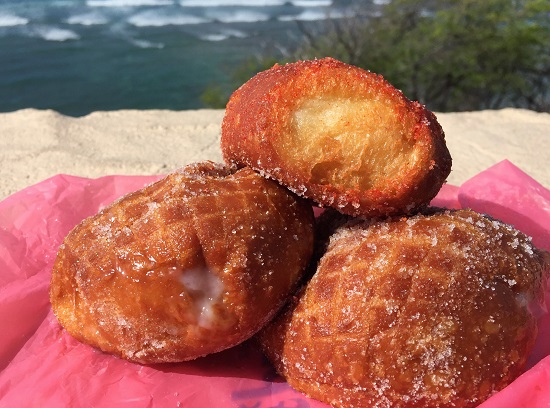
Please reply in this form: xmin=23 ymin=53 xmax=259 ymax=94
xmin=0 ymin=0 xmax=368 ymax=116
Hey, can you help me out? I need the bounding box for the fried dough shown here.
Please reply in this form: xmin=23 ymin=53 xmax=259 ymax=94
xmin=258 ymin=209 xmax=549 ymax=407
xmin=221 ymin=57 xmax=452 ymax=218
xmin=50 ymin=161 xmax=314 ymax=364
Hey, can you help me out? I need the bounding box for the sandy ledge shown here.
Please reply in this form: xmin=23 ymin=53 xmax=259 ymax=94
xmin=1 ymin=107 xmax=549 ymax=200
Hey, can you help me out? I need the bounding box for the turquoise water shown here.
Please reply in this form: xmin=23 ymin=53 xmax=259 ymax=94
xmin=0 ymin=0 xmax=368 ymax=116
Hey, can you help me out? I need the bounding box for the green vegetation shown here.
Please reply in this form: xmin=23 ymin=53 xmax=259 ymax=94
xmin=200 ymin=57 xmax=282 ymax=109
xmin=202 ymin=0 xmax=550 ymax=112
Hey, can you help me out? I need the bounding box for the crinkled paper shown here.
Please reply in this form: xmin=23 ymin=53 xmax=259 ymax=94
xmin=1 ymin=160 xmax=549 ymax=407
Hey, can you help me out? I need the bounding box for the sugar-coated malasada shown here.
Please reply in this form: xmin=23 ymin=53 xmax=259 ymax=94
xmin=258 ymin=209 xmax=549 ymax=408
xmin=50 ymin=161 xmax=315 ymax=364
xmin=221 ymin=57 xmax=452 ymax=218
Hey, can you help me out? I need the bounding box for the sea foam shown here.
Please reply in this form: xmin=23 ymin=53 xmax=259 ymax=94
xmin=0 ymin=13 xmax=30 ymax=27
xmin=279 ymin=8 xmax=348 ymax=21
xmin=199 ymin=28 xmax=247 ymax=41
xmin=131 ymin=38 xmax=165 ymax=48
xmin=179 ymin=0 xmax=288 ymax=6
xmin=66 ymin=11 xmax=109 ymax=26
xmin=205 ymin=9 xmax=270 ymax=23
xmin=127 ymin=10 xmax=210 ymax=27
xmin=199 ymin=33 xmax=228 ymax=42
xmin=293 ymin=0 xmax=333 ymax=6
xmin=87 ymin=0 xmax=175 ymax=7
xmin=33 ymin=26 xmax=80 ymax=41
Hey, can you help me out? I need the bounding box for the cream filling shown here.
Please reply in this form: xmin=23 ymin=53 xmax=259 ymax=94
xmin=179 ymin=267 xmax=224 ymax=328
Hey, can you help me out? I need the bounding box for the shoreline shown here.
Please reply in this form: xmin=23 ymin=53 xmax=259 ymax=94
xmin=1 ymin=107 xmax=549 ymax=200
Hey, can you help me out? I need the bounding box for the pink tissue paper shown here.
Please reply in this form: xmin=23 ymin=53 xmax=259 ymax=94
xmin=0 ymin=160 xmax=549 ymax=408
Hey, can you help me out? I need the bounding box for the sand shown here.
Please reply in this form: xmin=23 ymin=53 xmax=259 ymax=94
xmin=1 ymin=107 xmax=549 ymax=200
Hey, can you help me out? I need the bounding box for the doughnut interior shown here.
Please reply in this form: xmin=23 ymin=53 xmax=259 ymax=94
xmin=50 ymin=162 xmax=315 ymax=364
xmin=288 ymin=96 xmax=419 ymax=190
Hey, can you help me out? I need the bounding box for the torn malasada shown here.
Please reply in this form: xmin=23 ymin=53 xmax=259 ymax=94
xmin=221 ymin=57 xmax=452 ymax=218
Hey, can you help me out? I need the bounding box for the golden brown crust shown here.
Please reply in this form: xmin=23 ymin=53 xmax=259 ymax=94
xmin=221 ymin=57 xmax=452 ymax=218
xmin=258 ymin=209 xmax=548 ymax=408
xmin=50 ymin=161 xmax=314 ymax=364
